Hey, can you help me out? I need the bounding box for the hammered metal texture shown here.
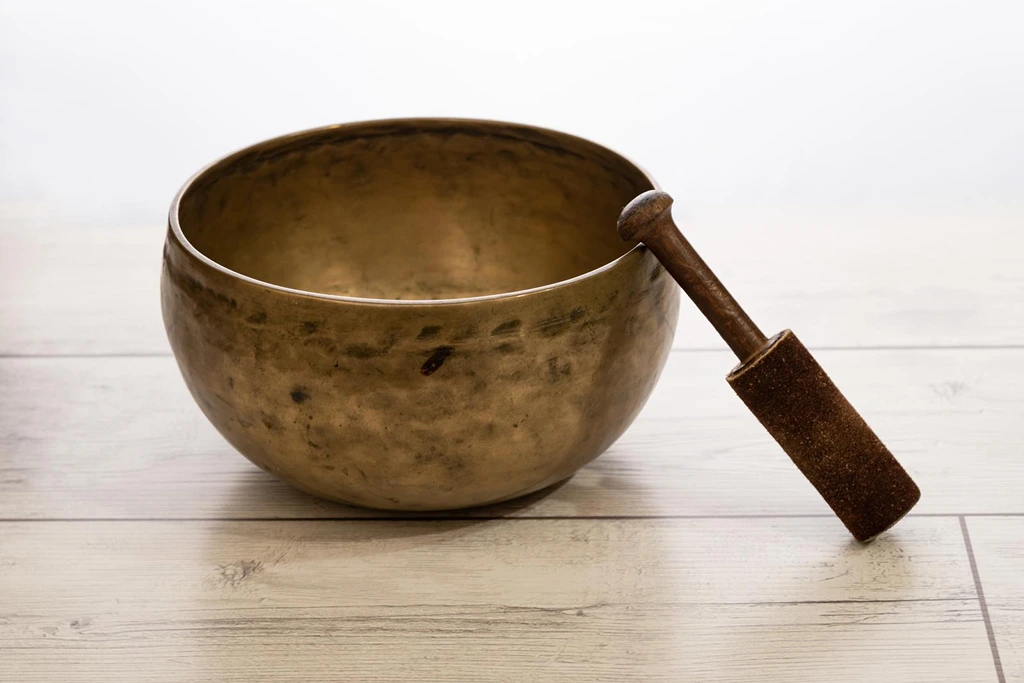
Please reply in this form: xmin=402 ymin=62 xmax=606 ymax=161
xmin=161 ymin=119 xmax=679 ymax=510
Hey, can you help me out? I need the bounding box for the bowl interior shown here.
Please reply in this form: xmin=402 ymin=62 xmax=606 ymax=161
xmin=176 ymin=121 xmax=653 ymax=300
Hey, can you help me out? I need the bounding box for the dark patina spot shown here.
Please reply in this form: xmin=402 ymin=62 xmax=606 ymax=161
xmin=453 ymin=324 xmax=478 ymax=341
xmin=417 ymin=325 xmax=443 ymax=340
xmin=491 ymin=319 xmax=522 ymax=336
xmin=344 ymin=340 xmax=395 ymax=358
xmin=290 ymin=387 xmax=310 ymax=403
xmin=246 ymin=311 xmax=268 ymax=324
xmin=421 ymin=346 xmax=454 ymax=376
xmin=300 ymin=321 xmax=319 ymax=334
xmin=535 ymin=307 xmax=587 ymax=337
xmin=495 ymin=342 xmax=522 ymax=354
xmin=547 ymin=357 xmax=573 ymax=382
xmin=598 ymin=290 xmax=620 ymax=313
xmin=344 ymin=343 xmax=378 ymax=359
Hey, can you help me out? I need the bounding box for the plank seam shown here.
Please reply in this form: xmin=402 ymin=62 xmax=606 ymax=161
xmin=2 ymin=512 xmax=1023 ymax=523
xmin=960 ymin=515 xmax=1007 ymax=683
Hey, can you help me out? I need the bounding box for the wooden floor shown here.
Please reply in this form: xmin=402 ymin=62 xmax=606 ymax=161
xmin=1 ymin=211 xmax=1022 ymax=682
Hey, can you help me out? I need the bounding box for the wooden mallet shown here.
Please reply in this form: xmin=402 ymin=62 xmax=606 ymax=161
xmin=619 ymin=190 xmax=921 ymax=542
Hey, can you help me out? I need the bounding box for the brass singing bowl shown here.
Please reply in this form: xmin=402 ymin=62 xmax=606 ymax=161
xmin=161 ymin=119 xmax=679 ymax=510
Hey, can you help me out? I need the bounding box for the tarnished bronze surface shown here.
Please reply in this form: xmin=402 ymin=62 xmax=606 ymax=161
xmin=161 ymin=119 xmax=679 ymax=510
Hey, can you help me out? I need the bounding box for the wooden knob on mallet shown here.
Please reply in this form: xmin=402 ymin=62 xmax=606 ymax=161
xmin=619 ymin=190 xmax=921 ymax=542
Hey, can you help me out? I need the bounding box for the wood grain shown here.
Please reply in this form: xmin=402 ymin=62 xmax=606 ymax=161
xmin=1 ymin=347 xmax=1021 ymax=520
xmin=0 ymin=224 xmax=163 ymax=357
xmin=963 ymin=517 xmax=1023 ymax=682
xmin=3 ymin=206 xmax=1023 ymax=355
xmin=1 ymin=206 xmax=1018 ymax=682
xmin=0 ymin=516 xmax=993 ymax=682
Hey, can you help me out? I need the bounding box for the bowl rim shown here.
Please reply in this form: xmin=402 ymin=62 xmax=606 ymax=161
xmin=168 ymin=117 xmax=657 ymax=307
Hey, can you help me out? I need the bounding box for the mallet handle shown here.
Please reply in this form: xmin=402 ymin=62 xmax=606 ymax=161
xmin=618 ymin=190 xmax=767 ymax=363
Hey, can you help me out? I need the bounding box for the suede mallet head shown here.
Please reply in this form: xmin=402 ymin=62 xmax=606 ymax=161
xmin=619 ymin=190 xmax=920 ymax=542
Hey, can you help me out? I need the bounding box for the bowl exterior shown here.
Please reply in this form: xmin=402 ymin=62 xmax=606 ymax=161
xmin=161 ymin=231 xmax=678 ymax=510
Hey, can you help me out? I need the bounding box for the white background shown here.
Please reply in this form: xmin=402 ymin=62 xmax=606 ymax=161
xmin=1 ymin=0 xmax=1022 ymax=228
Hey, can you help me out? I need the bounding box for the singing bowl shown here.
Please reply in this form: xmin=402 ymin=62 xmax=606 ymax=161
xmin=161 ymin=119 xmax=679 ymax=510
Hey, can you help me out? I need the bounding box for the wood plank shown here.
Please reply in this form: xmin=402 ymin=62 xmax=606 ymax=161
xmin=963 ymin=517 xmax=1024 ymax=683
xmin=0 ymin=516 xmax=993 ymax=682
xmin=2 ymin=348 xmax=1021 ymax=520
xmin=3 ymin=206 xmax=1023 ymax=355
xmin=0 ymin=225 xmax=163 ymax=357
